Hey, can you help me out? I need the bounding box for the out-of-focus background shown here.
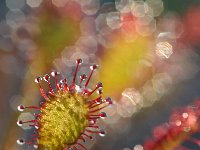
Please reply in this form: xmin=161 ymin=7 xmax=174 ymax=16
xmin=1 ymin=0 xmax=200 ymax=150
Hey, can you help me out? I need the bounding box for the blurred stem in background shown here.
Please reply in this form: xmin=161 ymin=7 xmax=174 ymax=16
xmin=2 ymin=2 xmax=80 ymax=149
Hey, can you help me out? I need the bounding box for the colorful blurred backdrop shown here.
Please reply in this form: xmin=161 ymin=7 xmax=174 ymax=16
xmin=1 ymin=0 xmax=200 ymax=150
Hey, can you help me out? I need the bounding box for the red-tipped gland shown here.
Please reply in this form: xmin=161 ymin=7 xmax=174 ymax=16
xmin=90 ymin=65 xmax=98 ymax=70
xmin=17 ymin=139 xmax=25 ymax=145
xmin=99 ymin=130 xmax=106 ymax=137
xmin=17 ymin=105 xmax=25 ymax=112
xmin=43 ymin=74 xmax=50 ymax=82
xmin=87 ymin=82 xmax=103 ymax=96
xmin=17 ymin=120 xmax=23 ymax=127
xmin=80 ymin=74 xmax=87 ymax=80
xmin=97 ymin=89 xmax=103 ymax=95
xmin=51 ymin=71 xmax=60 ymax=77
xmin=100 ymin=112 xmax=107 ymax=118
xmin=79 ymin=74 xmax=87 ymax=86
xmin=96 ymin=82 xmax=103 ymax=88
xmin=76 ymin=58 xmax=83 ymax=64
xmin=35 ymin=77 xmax=42 ymax=83
xmin=105 ymin=97 xmax=112 ymax=104
xmin=61 ymin=78 xmax=67 ymax=83
xmin=96 ymin=97 xmax=103 ymax=104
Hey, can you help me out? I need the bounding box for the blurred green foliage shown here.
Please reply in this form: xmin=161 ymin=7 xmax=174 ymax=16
xmin=37 ymin=13 xmax=79 ymax=65
xmin=162 ymin=0 xmax=200 ymax=15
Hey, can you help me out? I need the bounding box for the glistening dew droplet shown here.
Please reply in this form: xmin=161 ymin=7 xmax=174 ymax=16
xmin=17 ymin=58 xmax=112 ymax=150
